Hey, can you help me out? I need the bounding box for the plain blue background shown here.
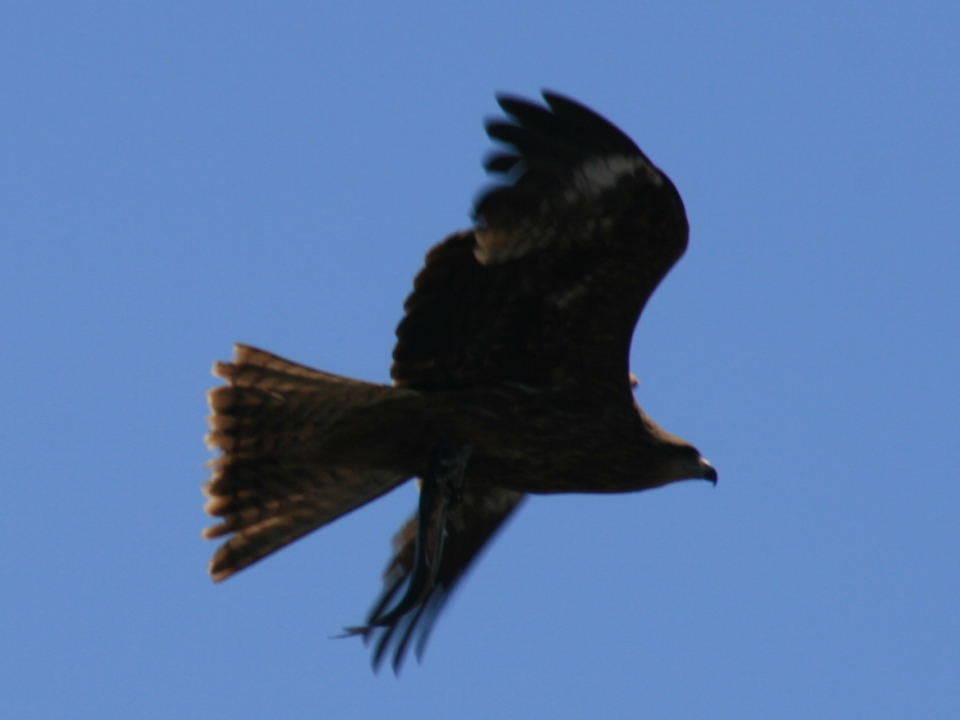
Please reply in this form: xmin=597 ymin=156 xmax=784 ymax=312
xmin=2 ymin=2 xmax=958 ymax=718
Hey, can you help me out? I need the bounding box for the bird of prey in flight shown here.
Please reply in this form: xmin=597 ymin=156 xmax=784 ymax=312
xmin=203 ymin=91 xmax=716 ymax=671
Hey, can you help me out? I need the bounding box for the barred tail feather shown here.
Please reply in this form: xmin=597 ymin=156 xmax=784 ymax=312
xmin=203 ymin=344 xmax=413 ymax=581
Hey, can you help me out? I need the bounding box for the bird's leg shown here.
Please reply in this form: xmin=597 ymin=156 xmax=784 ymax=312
xmin=367 ymin=440 xmax=471 ymax=628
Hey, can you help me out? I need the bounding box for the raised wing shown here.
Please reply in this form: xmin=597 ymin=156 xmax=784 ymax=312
xmin=361 ymin=487 xmax=525 ymax=671
xmin=391 ymin=91 xmax=689 ymax=391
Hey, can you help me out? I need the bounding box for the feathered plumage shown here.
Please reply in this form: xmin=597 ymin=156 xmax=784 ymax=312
xmin=203 ymin=91 xmax=716 ymax=671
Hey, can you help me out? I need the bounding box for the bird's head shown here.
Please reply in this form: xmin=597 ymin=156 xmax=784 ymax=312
xmin=663 ymin=443 xmax=717 ymax=485
xmin=634 ymin=402 xmax=717 ymax=487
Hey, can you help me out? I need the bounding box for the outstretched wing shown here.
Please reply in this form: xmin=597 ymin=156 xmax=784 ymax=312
xmin=392 ymin=91 xmax=689 ymax=391
xmin=362 ymin=487 xmax=525 ymax=672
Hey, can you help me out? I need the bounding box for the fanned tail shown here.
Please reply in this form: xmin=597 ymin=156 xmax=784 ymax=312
xmin=203 ymin=344 xmax=415 ymax=581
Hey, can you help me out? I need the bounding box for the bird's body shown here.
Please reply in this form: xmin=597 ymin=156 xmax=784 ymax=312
xmin=237 ymin=370 xmax=691 ymax=494
xmin=203 ymin=92 xmax=716 ymax=669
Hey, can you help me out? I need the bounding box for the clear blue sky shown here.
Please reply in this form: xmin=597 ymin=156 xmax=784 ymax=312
xmin=2 ymin=2 xmax=958 ymax=718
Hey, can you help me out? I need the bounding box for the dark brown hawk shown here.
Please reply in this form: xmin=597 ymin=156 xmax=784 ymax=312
xmin=203 ymin=91 xmax=716 ymax=671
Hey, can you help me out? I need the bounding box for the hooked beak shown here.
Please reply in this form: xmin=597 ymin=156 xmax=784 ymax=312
xmin=699 ymin=459 xmax=718 ymax=486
